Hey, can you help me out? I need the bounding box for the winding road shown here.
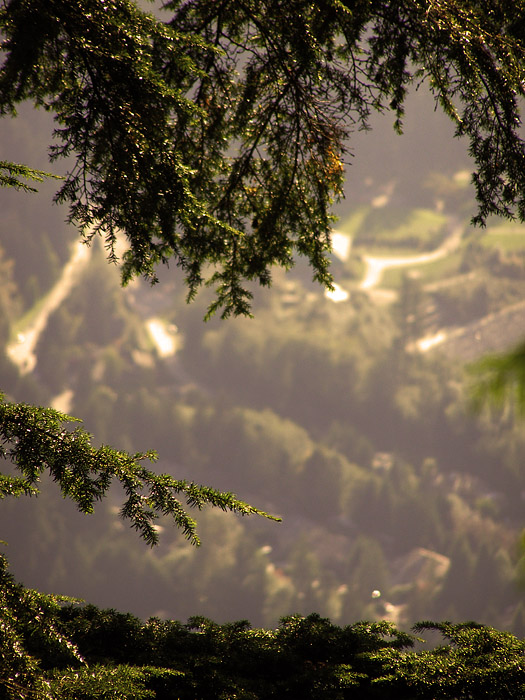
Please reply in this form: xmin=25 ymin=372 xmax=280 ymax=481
xmin=6 ymin=216 xmax=464 ymax=370
xmin=7 ymin=241 xmax=92 ymax=374
xmin=359 ymin=220 xmax=463 ymax=290
xmin=6 ymin=239 xmax=179 ymax=382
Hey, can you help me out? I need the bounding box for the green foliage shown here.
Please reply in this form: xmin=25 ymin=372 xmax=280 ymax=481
xmin=0 ymin=160 xmax=60 ymax=192
xmin=0 ymin=557 xmax=183 ymax=699
xmin=468 ymin=341 xmax=525 ymax=417
xmin=0 ymin=554 xmax=83 ymax=700
xmin=0 ymin=567 xmax=413 ymax=700
xmin=2 ymin=561 xmax=524 ymax=700
xmin=2 ymin=0 xmax=525 ymax=315
xmin=3 ymin=2 xmax=525 ymax=694
xmin=0 ymin=393 xmax=278 ymax=546
xmin=379 ymin=621 xmax=525 ymax=699
xmin=47 ymin=665 xmax=184 ymax=700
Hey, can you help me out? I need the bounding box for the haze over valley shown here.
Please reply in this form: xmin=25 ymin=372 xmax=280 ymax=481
xmin=3 ymin=90 xmax=525 ymax=633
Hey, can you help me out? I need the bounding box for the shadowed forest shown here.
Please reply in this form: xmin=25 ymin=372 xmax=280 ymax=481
xmin=3 ymin=88 xmax=525 ymax=637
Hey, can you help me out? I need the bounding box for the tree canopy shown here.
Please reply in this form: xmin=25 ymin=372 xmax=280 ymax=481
xmin=2 ymin=565 xmax=525 ymax=700
xmin=1 ymin=0 xmax=525 ymax=317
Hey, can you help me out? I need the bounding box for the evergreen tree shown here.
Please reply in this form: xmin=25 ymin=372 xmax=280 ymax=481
xmin=2 ymin=0 xmax=525 ymax=316
xmin=3 ymin=3 xmax=525 ymax=695
xmin=0 ymin=393 xmax=279 ymax=547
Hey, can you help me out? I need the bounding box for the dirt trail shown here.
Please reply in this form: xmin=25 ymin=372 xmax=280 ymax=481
xmin=7 ymin=241 xmax=91 ymax=374
xmin=359 ymin=221 xmax=463 ymax=290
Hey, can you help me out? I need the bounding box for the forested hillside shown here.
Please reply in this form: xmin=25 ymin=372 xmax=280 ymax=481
xmin=2 ymin=90 xmax=525 ymax=635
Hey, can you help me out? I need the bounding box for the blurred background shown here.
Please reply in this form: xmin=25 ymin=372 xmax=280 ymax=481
xmin=3 ymin=86 xmax=525 ymax=634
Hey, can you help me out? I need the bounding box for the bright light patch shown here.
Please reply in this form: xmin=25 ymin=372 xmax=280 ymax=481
xmin=147 ymin=318 xmax=178 ymax=357
xmin=417 ymin=331 xmax=446 ymax=352
xmin=332 ymin=231 xmax=352 ymax=261
xmin=325 ymin=282 xmax=349 ymax=303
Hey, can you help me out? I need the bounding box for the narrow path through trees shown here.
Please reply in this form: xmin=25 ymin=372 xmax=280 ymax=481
xmin=359 ymin=219 xmax=463 ymax=291
xmin=7 ymin=241 xmax=91 ymax=374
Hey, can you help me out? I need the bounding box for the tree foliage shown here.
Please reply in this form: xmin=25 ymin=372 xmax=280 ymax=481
xmin=468 ymin=341 xmax=525 ymax=417
xmin=0 ymin=394 xmax=279 ymax=546
xmin=1 ymin=0 xmax=525 ymax=316
xmin=2 ymin=3 xmax=525 ymax=694
xmin=0 ymin=160 xmax=59 ymax=192
xmin=1 ymin=556 xmax=524 ymax=700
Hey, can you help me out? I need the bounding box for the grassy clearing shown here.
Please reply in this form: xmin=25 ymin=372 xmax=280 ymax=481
xmin=337 ymin=206 xmax=370 ymax=236
xmin=342 ymin=254 xmax=367 ymax=282
xmin=480 ymin=230 xmax=525 ymax=251
xmin=380 ymin=250 xmax=463 ymax=288
xmin=336 ymin=206 xmax=466 ymax=290
xmin=477 ymin=219 xmax=525 ymax=251
xmin=9 ymin=294 xmax=51 ymax=343
xmin=354 ymin=207 xmax=448 ymax=249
